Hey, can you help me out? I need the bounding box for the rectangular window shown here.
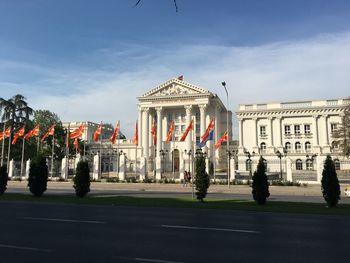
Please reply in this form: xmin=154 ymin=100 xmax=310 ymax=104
xmin=175 ymin=113 xmax=181 ymax=123
xmin=196 ymin=124 xmax=200 ymax=133
xmin=304 ymin=124 xmax=311 ymax=134
xmin=175 ymin=125 xmax=180 ymax=134
xmin=331 ymin=123 xmax=338 ymax=133
xmin=196 ymin=136 xmax=200 ymax=144
xmin=181 ymin=113 xmax=186 ymax=122
xmin=294 ymin=125 xmax=301 ymax=135
xmin=260 ymin=126 xmax=266 ymax=136
xmin=195 ymin=112 xmax=200 ymax=122
xmin=284 ymin=125 xmax=291 ymax=135
xmin=181 ymin=125 xmax=185 ymax=133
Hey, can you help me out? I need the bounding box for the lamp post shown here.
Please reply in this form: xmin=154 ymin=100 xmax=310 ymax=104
xmin=306 ymin=153 xmax=317 ymax=170
xmin=275 ymin=147 xmax=287 ymax=181
xmin=185 ymin=149 xmax=193 ymax=199
xmin=221 ymin=81 xmax=230 ymax=188
xmin=244 ymin=150 xmax=255 ymax=181
xmin=227 ymin=150 xmax=237 ymax=183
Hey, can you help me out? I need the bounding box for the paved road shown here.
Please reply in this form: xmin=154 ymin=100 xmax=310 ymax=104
xmin=0 ymin=201 xmax=349 ymax=263
xmin=6 ymin=181 xmax=350 ymax=203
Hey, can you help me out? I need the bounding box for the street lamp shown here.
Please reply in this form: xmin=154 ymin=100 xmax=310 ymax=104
xmin=306 ymin=153 xmax=317 ymax=170
xmin=221 ymin=81 xmax=230 ymax=188
xmin=275 ymin=147 xmax=287 ymax=181
xmin=185 ymin=149 xmax=194 ymax=199
xmin=244 ymin=150 xmax=255 ymax=181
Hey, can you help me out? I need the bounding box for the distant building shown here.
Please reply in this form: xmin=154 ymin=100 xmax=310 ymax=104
xmin=235 ymin=98 xmax=350 ymax=183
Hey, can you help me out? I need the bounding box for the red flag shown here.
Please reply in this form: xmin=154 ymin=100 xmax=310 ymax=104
xmin=109 ymin=122 xmax=120 ymax=144
xmin=41 ymin=125 xmax=55 ymax=142
xmin=150 ymin=120 xmax=156 ymax=146
xmin=0 ymin=127 xmax=11 ymax=141
xmin=12 ymin=126 xmax=25 ymax=145
xmin=177 ymin=75 xmax=184 ymax=81
xmin=201 ymin=119 xmax=215 ymax=141
xmin=93 ymin=124 xmax=102 ymax=142
xmin=69 ymin=124 xmax=85 ymax=139
xmin=214 ymin=131 xmax=228 ymax=150
xmin=132 ymin=121 xmax=138 ymax=145
xmin=24 ymin=125 xmax=40 ymax=140
xmin=74 ymin=138 xmax=79 ymax=151
xmin=166 ymin=120 xmax=175 ymax=142
xmin=180 ymin=120 xmax=193 ymax=141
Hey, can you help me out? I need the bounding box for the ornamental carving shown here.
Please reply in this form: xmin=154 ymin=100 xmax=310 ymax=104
xmin=152 ymin=84 xmax=199 ymax=97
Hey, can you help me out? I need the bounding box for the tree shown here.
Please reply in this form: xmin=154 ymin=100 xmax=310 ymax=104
xmin=195 ymin=153 xmax=210 ymax=202
xmin=73 ymin=160 xmax=90 ymax=197
xmin=0 ymin=94 xmax=33 ymax=127
xmin=0 ymin=165 xmax=8 ymax=195
xmin=28 ymin=154 xmax=48 ymax=197
xmin=321 ymin=155 xmax=341 ymax=207
xmin=252 ymin=157 xmax=270 ymax=205
xmin=332 ymin=101 xmax=350 ymax=156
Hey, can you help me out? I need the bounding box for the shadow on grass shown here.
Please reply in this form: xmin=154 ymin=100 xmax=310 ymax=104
xmin=1 ymin=193 xmax=350 ymax=215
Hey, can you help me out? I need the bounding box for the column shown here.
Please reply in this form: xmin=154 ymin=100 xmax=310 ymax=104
xmin=312 ymin=115 xmax=319 ymax=146
xmin=119 ymin=153 xmax=126 ymax=180
xmin=138 ymin=106 xmax=142 ymax=152
xmin=92 ymin=153 xmax=99 ymax=180
xmin=277 ymin=117 xmax=282 ymax=147
xmin=322 ymin=114 xmax=331 ymax=153
xmin=185 ymin=105 xmax=192 ymax=151
xmin=215 ymin=106 xmax=221 ymax=165
xmin=199 ymin=104 xmax=207 ymax=137
xmin=25 ymin=159 xmax=30 ymax=179
xmin=252 ymin=117 xmax=258 ymax=151
xmin=142 ymin=108 xmax=149 ymax=159
xmin=268 ymin=117 xmax=274 ymax=153
xmin=155 ymin=107 xmax=163 ymax=179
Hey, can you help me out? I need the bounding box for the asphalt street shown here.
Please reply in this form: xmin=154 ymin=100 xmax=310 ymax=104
xmin=0 ymin=201 xmax=349 ymax=263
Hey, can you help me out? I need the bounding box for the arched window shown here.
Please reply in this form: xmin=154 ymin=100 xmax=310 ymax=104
xmin=305 ymin=142 xmax=312 ymax=153
xmin=334 ymin=159 xmax=341 ymax=170
xmin=306 ymin=159 xmax=313 ymax=170
xmin=260 ymin=142 xmax=266 ymax=154
xmin=246 ymin=159 xmax=252 ymax=172
xmin=331 ymin=141 xmax=339 ymax=152
xmin=295 ymin=142 xmax=302 ymax=153
xmin=285 ymin=142 xmax=291 ymax=153
xmin=296 ymin=159 xmax=303 ymax=170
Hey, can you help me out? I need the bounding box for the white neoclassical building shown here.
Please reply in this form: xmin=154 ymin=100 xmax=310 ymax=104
xmin=235 ymin=98 xmax=350 ymax=183
xmin=85 ymin=78 xmax=232 ymax=181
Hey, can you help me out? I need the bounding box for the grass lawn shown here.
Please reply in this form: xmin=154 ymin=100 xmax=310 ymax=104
xmin=1 ymin=193 xmax=350 ymax=216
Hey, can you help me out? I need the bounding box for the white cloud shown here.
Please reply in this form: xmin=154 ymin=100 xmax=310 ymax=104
xmin=1 ymin=31 xmax=350 ymax=138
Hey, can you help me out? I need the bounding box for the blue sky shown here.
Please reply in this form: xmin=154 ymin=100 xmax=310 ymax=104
xmin=1 ymin=0 xmax=350 ymax=138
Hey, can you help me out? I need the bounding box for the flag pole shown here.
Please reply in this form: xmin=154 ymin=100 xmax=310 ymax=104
xmin=99 ymin=122 xmax=102 ymax=178
xmin=6 ymin=129 xmax=12 ymax=173
xmin=51 ymin=132 xmax=55 ymax=178
xmin=20 ymin=135 xmax=25 ymax=177
xmin=1 ymin=123 xmax=5 ymax=166
xmin=117 ymin=121 xmax=120 ymax=174
xmin=65 ymin=124 xmax=69 ymax=179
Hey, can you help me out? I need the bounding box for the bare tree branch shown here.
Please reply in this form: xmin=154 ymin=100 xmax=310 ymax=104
xmin=134 ymin=0 xmax=141 ymax=7
xmin=134 ymin=0 xmax=178 ymax=12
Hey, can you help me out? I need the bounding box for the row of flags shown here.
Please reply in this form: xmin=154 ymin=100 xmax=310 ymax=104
xmin=0 ymin=118 xmax=228 ymax=151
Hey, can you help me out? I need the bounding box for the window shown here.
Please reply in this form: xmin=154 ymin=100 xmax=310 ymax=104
xmin=331 ymin=123 xmax=338 ymax=133
xmin=306 ymin=159 xmax=313 ymax=170
xmin=334 ymin=159 xmax=341 ymax=170
xmin=181 ymin=113 xmax=186 ymax=122
xmin=196 ymin=136 xmax=200 ymax=145
xmin=175 ymin=125 xmax=180 ymax=134
xmin=181 ymin=125 xmax=185 ymax=133
xmin=195 ymin=112 xmax=200 ymax=122
xmin=285 ymin=142 xmax=292 ymax=153
xmin=260 ymin=142 xmax=266 ymax=153
xmin=294 ymin=125 xmax=301 ymax=135
xmin=196 ymin=124 xmax=200 ymax=133
xmin=260 ymin=126 xmax=266 ymax=136
xmin=175 ymin=113 xmax=181 ymax=123
xmin=296 ymin=159 xmax=303 ymax=170
xmin=304 ymin=124 xmax=311 ymax=134
xmin=305 ymin=142 xmax=312 ymax=152
xmin=331 ymin=141 xmax=339 ymax=152
xmin=295 ymin=142 xmax=302 ymax=153
xmin=284 ymin=125 xmax=291 ymax=135
xmin=246 ymin=159 xmax=252 ymax=172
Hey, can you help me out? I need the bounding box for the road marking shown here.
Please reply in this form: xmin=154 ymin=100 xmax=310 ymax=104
xmin=0 ymin=244 xmax=52 ymax=253
xmin=135 ymin=258 xmax=185 ymax=263
xmin=23 ymin=217 xmax=106 ymax=224
xmin=161 ymin=225 xmax=259 ymax=234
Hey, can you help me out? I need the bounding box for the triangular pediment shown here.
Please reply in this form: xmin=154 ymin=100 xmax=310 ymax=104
xmin=141 ymin=78 xmax=210 ymax=98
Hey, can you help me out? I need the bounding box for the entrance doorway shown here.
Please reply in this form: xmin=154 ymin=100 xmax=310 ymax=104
xmin=173 ymin=149 xmax=180 ymax=173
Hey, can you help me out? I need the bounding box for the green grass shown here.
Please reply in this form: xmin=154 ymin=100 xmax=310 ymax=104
xmin=1 ymin=193 xmax=350 ymax=216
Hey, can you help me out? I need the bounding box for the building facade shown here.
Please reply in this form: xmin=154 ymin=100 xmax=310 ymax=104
xmin=235 ymin=98 xmax=350 ymax=183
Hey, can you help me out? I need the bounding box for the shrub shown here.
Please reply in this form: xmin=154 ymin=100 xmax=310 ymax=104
xmin=252 ymin=157 xmax=270 ymax=205
xmin=195 ymin=154 xmax=210 ymax=202
xmin=28 ymin=154 xmax=49 ymax=197
xmin=73 ymin=160 xmax=90 ymax=197
xmin=106 ymin=177 xmax=119 ymax=183
xmin=0 ymin=165 xmax=8 ymax=195
xmin=321 ymin=155 xmax=340 ymax=207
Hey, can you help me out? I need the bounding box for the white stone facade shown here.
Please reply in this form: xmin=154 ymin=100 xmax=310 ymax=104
xmin=236 ymin=98 xmax=350 ymax=183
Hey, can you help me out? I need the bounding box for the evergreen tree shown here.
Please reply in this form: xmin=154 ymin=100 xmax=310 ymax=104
xmin=195 ymin=153 xmax=210 ymax=202
xmin=321 ymin=155 xmax=341 ymax=207
xmin=28 ymin=154 xmax=48 ymax=197
xmin=0 ymin=165 xmax=8 ymax=195
xmin=73 ymin=160 xmax=90 ymax=197
xmin=252 ymin=157 xmax=270 ymax=205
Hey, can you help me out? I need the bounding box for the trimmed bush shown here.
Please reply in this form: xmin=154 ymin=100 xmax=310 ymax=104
xmin=73 ymin=160 xmax=90 ymax=197
xmin=195 ymin=154 xmax=210 ymax=202
xmin=28 ymin=154 xmax=48 ymax=197
xmin=0 ymin=165 xmax=8 ymax=195
xmin=252 ymin=157 xmax=270 ymax=205
xmin=321 ymin=155 xmax=341 ymax=207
